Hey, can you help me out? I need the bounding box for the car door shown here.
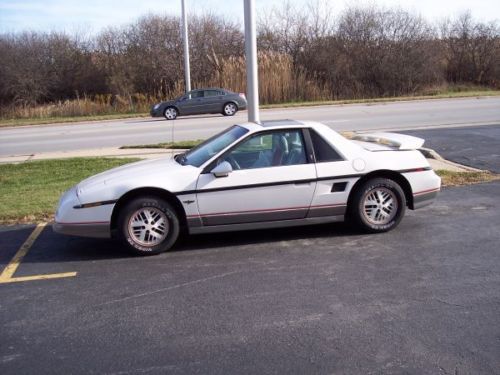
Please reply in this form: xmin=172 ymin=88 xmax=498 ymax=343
xmin=179 ymin=90 xmax=204 ymax=115
xmin=195 ymin=129 xmax=317 ymax=226
xmin=202 ymin=90 xmax=224 ymax=113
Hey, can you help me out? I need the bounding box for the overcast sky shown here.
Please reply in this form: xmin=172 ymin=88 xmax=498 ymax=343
xmin=1 ymin=0 xmax=499 ymax=34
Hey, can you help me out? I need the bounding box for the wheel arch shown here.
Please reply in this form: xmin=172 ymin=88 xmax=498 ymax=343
xmin=347 ymin=170 xmax=414 ymax=212
xmin=110 ymin=187 xmax=188 ymax=236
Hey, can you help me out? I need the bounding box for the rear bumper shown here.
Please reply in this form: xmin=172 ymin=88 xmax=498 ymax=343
xmin=413 ymin=188 xmax=440 ymax=209
xmin=237 ymin=100 xmax=247 ymax=110
xmin=53 ymin=222 xmax=111 ymax=238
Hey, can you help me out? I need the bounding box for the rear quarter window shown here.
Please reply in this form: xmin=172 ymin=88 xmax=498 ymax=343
xmin=310 ymin=130 xmax=343 ymax=162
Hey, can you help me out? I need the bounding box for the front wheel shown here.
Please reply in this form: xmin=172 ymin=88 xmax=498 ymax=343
xmin=164 ymin=107 xmax=178 ymax=120
xmin=349 ymin=178 xmax=406 ymax=233
xmin=222 ymin=102 xmax=238 ymax=116
xmin=118 ymin=197 xmax=180 ymax=255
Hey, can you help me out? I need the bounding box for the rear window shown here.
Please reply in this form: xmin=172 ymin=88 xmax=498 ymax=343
xmin=310 ymin=130 xmax=343 ymax=162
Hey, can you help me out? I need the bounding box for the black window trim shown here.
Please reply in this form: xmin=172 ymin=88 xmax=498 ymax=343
xmin=202 ymin=127 xmax=312 ymax=174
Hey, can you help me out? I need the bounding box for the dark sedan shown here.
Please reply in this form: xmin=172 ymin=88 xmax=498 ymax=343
xmin=150 ymin=88 xmax=247 ymax=120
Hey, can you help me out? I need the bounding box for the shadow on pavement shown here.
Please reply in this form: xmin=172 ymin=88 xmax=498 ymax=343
xmin=0 ymin=222 xmax=363 ymax=264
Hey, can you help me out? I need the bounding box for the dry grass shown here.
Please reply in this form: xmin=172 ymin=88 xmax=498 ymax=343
xmin=1 ymin=51 xmax=499 ymax=125
xmin=436 ymin=170 xmax=500 ymax=187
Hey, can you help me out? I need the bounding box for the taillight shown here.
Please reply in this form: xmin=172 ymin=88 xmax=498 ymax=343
xmin=239 ymin=93 xmax=246 ymax=100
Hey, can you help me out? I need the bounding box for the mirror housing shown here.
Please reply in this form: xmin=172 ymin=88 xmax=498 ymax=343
xmin=211 ymin=161 xmax=233 ymax=178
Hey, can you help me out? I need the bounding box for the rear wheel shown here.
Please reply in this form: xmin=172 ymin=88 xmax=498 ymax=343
xmin=118 ymin=196 xmax=180 ymax=255
xmin=164 ymin=107 xmax=178 ymax=120
xmin=222 ymin=102 xmax=237 ymax=116
xmin=349 ymin=178 xmax=406 ymax=233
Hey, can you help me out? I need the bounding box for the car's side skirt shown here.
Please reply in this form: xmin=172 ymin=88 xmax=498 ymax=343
xmin=188 ymin=215 xmax=345 ymax=235
xmin=187 ymin=204 xmax=346 ymax=227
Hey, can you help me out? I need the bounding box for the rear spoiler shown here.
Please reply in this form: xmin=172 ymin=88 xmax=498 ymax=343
xmin=350 ymin=132 xmax=425 ymax=150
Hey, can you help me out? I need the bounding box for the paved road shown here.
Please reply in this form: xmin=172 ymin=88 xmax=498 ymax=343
xmin=1 ymin=97 xmax=499 ymax=156
xmin=1 ymin=181 xmax=499 ymax=374
xmin=404 ymin=124 xmax=500 ymax=173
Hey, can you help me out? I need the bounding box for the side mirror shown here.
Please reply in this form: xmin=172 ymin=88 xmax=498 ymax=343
xmin=211 ymin=161 xmax=233 ymax=178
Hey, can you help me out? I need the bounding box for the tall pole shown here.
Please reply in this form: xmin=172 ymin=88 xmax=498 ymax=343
xmin=181 ymin=0 xmax=191 ymax=93
xmin=244 ymin=0 xmax=260 ymax=123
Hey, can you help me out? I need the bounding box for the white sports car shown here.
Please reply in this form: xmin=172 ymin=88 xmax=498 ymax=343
xmin=54 ymin=120 xmax=441 ymax=255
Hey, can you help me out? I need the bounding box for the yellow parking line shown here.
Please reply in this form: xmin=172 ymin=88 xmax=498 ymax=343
xmin=2 ymin=272 xmax=78 ymax=284
xmin=0 ymin=223 xmax=77 ymax=284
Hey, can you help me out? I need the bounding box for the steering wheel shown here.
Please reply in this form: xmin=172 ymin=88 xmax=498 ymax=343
xmin=225 ymin=155 xmax=241 ymax=170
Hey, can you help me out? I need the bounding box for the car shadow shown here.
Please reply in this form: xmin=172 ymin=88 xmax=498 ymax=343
xmin=176 ymin=222 xmax=359 ymax=252
xmin=0 ymin=222 xmax=364 ymax=264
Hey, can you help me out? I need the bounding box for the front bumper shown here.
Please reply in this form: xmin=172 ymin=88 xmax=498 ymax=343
xmin=53 ymin=186 xmax=113 ymax=238
xmin=150 ymin=107 xmax=163 ymax=117
xmin=53 ymin=222 xmax=110 ymax=238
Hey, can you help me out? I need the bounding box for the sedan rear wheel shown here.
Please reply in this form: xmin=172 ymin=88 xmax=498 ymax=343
xmin=164 ymin=107 xmax=178 ymax=120
xmin=118 ymin=197 xmax=180 ymax=255
xmin=349 ymin=178 xmax=406 ymax=233
xmin=223 ymin=102 xmax=237 ymax=116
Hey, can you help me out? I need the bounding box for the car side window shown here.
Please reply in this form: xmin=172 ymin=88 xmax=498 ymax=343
xmin=224 ymin=130 xmax=308 ymax=170
xmin=189 ymin=90 xmax=204 ymax=99
xmin=205 ymin=90 xmax=219 ymax=97
xmin=309 ymin=130 xmax=343 ymax=162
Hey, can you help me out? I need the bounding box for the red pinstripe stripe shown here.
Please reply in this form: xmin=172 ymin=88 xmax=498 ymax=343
xmin=413 ymin=187 xmax=440 ymax=196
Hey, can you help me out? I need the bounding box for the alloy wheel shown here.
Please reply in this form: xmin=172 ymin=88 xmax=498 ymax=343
xmin=224 ymin=103 xmax=237 ymax=115
xmin=362 ymin=187 xmax=398 ymax=225
xmin=127 ymin=207 xmax=169 ymax=247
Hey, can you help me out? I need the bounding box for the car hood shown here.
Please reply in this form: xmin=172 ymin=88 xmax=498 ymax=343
xmin=76 ymin=156 xmax=198 ymax=199
xmin=160 ymin=100 xmax=176 ymax=107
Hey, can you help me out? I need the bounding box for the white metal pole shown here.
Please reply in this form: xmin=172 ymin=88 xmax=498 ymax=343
xmin=243 ymin=0 xmax=260 ymax=123
xmin=181 ymin=0 xmax=191 ymax=93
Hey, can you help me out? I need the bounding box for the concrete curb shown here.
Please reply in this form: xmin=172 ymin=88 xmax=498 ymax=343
xmin=419 ymin=147 xmax=485 ymax=172
xmin=0 ymin=147 xmax=185 ymax=164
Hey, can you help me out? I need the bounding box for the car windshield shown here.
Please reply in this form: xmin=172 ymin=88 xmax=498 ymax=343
xmin=176 ymin=125 xmax=248 ymax=167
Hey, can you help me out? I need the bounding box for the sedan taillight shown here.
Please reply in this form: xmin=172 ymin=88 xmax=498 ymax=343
xmin=239 ymin=93 xmax=246 ymax=100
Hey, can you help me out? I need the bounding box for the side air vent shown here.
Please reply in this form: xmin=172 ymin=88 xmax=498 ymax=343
xmin=331 ymin=182 xmax=348 ymax=192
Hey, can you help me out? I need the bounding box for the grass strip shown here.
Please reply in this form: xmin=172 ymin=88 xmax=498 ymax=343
xmin=0 ymin=158 xmax=140 ymax=224
xmin=120 ymin=139 xmax=204 ymax=150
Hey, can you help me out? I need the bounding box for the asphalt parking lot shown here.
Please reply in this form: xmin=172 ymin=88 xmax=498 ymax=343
xmin=1 ymin=125 xmax=500 ymax=374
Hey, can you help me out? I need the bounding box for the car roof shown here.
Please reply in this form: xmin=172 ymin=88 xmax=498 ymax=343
xmin=189 ymin=88 xmax=230 ymax=92
xmin=238 ymin=119 xmax=310 ymax=132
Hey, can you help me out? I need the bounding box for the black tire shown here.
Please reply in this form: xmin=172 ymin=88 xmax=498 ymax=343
xmin=349 ymin=178 xmax=406 ymax=233
xmin=222 ymin=102 xmax=238 ymax=116
xmin=164 ymin=106 xmax=178 ymax=120
xmin=117 ymin=196 xmax=180 ymax=255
